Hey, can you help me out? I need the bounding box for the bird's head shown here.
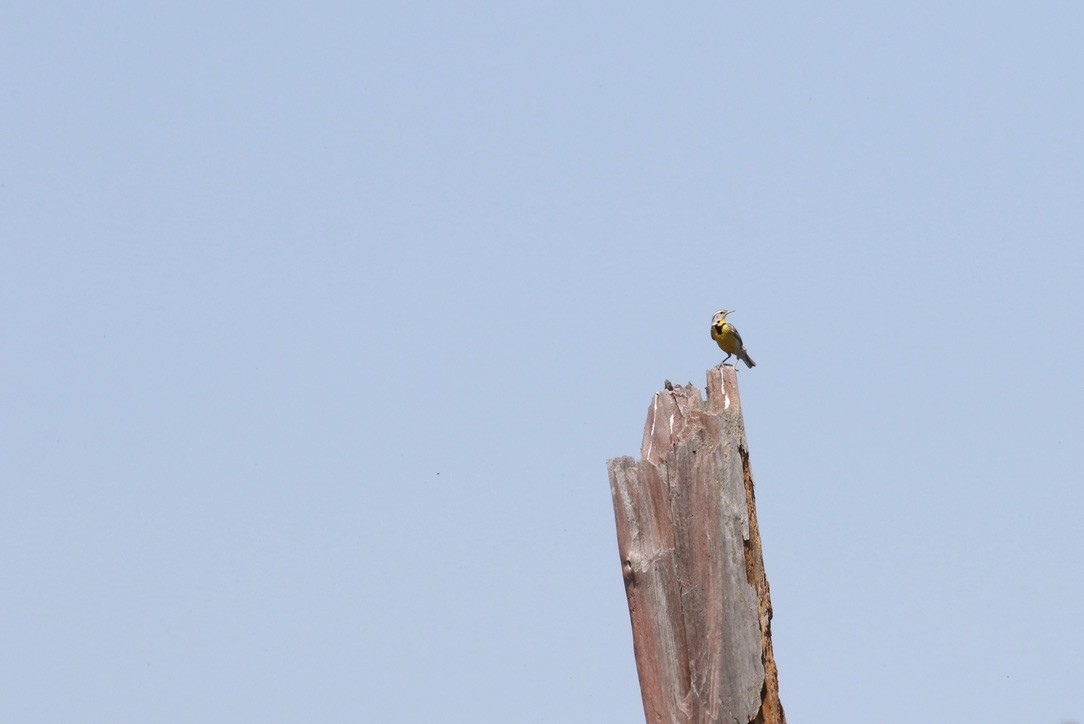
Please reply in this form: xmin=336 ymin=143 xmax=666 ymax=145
xmin=711 ymin=309 xmax=734 ymax=326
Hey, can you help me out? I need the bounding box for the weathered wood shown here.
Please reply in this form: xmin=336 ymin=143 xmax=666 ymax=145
xmin=607 ymin=366 xmax=785 ymax=724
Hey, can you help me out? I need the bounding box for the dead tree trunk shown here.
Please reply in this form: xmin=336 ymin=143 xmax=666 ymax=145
xmin=607 ymin=366 xmax=784 ymax=724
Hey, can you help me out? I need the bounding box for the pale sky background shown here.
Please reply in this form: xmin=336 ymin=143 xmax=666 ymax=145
xmin=3 ymin=3 xmax=1083 ymax=723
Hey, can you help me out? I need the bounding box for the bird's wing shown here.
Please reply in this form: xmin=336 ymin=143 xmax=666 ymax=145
xmin=728 ymin=325 xmax=745 ymax=347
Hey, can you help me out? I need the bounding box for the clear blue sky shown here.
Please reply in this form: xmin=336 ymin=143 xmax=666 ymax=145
xmin=3 ymin=3 xmax=1082 ymax=722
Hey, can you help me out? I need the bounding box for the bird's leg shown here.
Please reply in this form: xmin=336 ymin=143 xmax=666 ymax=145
xmin=723 ymin=354 xmax=732 ymax=364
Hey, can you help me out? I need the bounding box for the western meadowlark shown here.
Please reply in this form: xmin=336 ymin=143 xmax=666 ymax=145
xmin=710 ymin=310 xmax=756 ymax=368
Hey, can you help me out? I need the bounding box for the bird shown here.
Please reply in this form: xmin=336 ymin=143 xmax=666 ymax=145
xmin=710 ymin=310 xmax=756 ymax=368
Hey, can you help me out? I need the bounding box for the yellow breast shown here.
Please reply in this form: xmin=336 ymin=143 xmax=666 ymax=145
xmin=712 ymin=323 xmax=742 ymax=355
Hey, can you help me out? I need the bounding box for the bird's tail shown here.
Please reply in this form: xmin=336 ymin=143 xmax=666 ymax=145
xmin=740 ymin=351 xmax=756 ymax=368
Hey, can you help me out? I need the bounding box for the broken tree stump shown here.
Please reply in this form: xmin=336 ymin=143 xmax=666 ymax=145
xmin=607 ymin=365 xmax=784 ymax=724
